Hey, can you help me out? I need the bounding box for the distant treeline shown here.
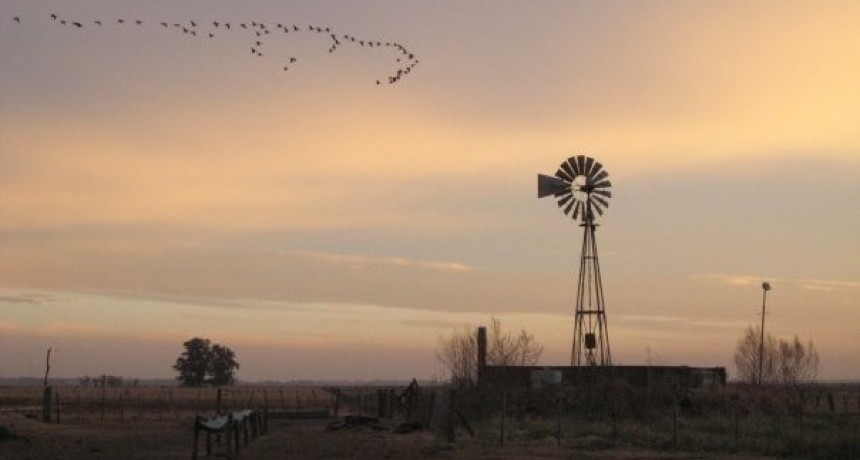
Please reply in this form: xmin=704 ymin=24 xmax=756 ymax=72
xmin=77 ymin=375 xmax=139 ymax=387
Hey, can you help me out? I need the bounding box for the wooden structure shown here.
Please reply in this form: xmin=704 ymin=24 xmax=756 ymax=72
xmin=192 ymin=409 xmax=268 ymax=460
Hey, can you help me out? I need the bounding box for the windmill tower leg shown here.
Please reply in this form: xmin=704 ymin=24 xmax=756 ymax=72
xmin=571 ymin=203 xmax=611 ymax=367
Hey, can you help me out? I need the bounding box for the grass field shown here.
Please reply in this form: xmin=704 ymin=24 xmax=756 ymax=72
xmin=1 ymin=383 xmax=858 ymax=460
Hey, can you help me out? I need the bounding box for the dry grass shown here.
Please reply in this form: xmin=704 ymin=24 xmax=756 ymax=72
xmin=2 ymin=384 xmax=858 ymax=459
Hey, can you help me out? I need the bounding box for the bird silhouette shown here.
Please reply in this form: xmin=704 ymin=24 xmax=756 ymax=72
xmin=13 ymin=16 xmax=20 ymax=23
xmin=23 ymin=12 xmax=420 ymax=86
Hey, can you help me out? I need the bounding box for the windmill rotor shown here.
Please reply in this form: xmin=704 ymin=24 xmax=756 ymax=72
xmin=538 ymin=154 xmax=612 ymax=222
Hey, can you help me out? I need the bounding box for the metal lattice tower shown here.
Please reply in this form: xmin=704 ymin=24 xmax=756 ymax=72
xmin=538 ymin=155 xmax=612 ymax=366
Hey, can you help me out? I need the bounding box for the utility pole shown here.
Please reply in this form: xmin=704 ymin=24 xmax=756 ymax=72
xmin=758 ymin=282 xmax=772 ymax=385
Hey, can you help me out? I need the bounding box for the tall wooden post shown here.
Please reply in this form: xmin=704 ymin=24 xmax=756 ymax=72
xmin=41 ymin=386 xmax=52 ymax=422
xmin=477 ymin=327 xmax=487 ymax=386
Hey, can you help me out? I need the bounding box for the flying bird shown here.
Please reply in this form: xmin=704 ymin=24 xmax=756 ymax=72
xmin=95 ymin=20 xmax=102 ymax=26
xmin=73 ymin=22 xmax=82 ymax=27
xmin=13 ymin=16 xmax=20 ymax=23
xmin=50 ymin=14 xmax=57 ymax=20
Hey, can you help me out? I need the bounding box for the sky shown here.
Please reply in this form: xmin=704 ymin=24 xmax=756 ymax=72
xmin=1 ymin=0 xmax=858 ymax=382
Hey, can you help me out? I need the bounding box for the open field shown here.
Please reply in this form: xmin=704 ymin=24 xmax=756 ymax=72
xmin=1 ymin=383 xmax=859 ymax=460
xmin=0 ymin=411 xmax=790 ymax=460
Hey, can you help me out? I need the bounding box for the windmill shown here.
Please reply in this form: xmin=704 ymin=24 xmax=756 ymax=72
xmin=538 ymin=155 xmax=612 ymax=366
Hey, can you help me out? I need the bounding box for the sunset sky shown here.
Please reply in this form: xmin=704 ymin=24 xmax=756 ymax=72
xmin=1 ymin=1 xmax=858 ymax=382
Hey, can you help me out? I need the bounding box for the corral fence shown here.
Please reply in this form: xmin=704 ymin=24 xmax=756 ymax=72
xmin=1 ymin=386 xmax=340 ymax=423
xmin=430 ymin=382 xmax=860 ymax=459
xmin=192 ymin=409 xmax=268 ymax=460
xmin=0 ymin=383 xmax=435 ymax=424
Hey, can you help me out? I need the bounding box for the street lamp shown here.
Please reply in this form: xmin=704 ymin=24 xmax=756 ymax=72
xmin=758 ymin=281 xmax=772 ymax=385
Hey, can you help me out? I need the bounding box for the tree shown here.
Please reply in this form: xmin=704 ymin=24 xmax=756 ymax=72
xmin=733 ymin=325 xmax=819 ymax=385
xmin=436 ymin=317 xmax=544 ymax=386
xmin=776 ymin=335 xmax=819 ymax=386
xmin=209 ymin=344 xmax=240 ymax=386
xmin=173 ymin=337 xmax=239 ymax=386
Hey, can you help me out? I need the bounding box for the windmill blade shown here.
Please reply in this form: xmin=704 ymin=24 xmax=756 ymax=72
xmin=584 ymin=157 xmax=595 ymax=177
xmin=572 ymin=201 xmax=582 ymax=220
xmin=591 ymin=194 xmax=609 ymax=208
xmin=557 ymin=194 xmax=573 ymax=208
xmin=589 ymin=168 xmax=608 ymax=184
xmin=588 ymin=162 xmax=603 ymax=181
xmin=563 ymin=200 xmax=575 ymax=215
xmin=559 ymin=161 xmax=575 ymax=180
xmin=593 ymin=189 xmax=612 ymax=199
xmin=555 ymin=167 xmax=573 ymax=182
xmin=566 ymin=157 xmax=580 ymax=177
xmin=575 ymin=155 xmax=586 ymax=176
xmin=538 ymin=174 xmax=570 ymax=198
xmin=593 ymin=202 xmax=604 ymax=216
xmin=592 ymin=180 xmax=612 ymax=189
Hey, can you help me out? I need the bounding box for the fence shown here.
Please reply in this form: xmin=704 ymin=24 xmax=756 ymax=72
xmin=192 ymin=409 xmax=268 ymax=460
xmin=434 ymin=383 xmax=860 ymax=459
xmin=0 ymin=386 xmax=337 ymax=423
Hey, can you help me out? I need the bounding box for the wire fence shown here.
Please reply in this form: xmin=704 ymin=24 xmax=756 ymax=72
xmin=432 ymin=383 xmax=860 ymax=459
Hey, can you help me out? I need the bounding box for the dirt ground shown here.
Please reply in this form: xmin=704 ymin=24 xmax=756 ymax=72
xmin=0 ymin=412 xmax=786 ymax=460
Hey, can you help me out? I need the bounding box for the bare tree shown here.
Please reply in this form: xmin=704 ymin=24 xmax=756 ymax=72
xmin=776 ymin=335 xmax=819 ymax=385
xmin=436 ymin=316 xmax=544 ymax=385
xmin=436 ymin=324 xmax=478 ymax=386
xmin=733 ymin=325 xmax=819 ymax=385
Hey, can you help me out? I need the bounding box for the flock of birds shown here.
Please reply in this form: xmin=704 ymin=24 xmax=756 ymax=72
xmin=9 ymin=13 xmax=419 ymax=85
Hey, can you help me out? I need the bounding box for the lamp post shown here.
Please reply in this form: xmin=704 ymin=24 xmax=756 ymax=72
xmin=758 ymin=281 xmax=772 ymax=385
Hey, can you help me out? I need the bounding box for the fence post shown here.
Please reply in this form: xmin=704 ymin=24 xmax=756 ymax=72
xmin=377 ymin=389 xmax=385 ymax=418
xmin=227 ymin=413 xmax=235 ymax=459
xmin=500 ymin=395 xmax=506 ymax=446
xmin=100 ymin=384 xmax=107 ymax=421
xmin=243 ymin=414 xmax=249 ymax=447
xmin=556 ymin=391 xmax=562 ymax=447
xmin=333 ymin=389 xmax=340 ymax=416
xmin=446 ymin=389 xmax=456 ymax=443
xmin=733 ymin=401 xmax=739 ymax=451
xmin=192 ymin=416 xmax=201 ymax=460
xmin=54 ymin=389 xmax=60 ymax=424
xmin=672 ymin=404 xmax=678 ymax=448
